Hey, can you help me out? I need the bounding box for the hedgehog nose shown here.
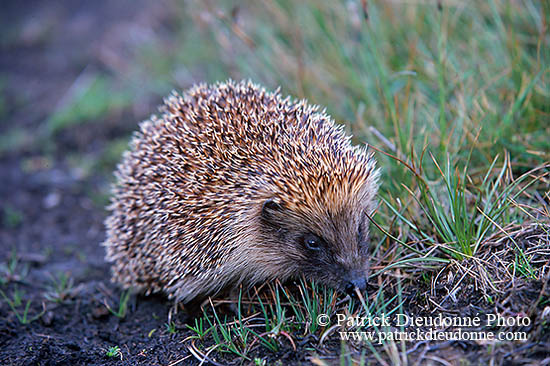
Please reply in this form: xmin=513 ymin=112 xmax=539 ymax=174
xmin=345 ymin=277 xmax=367 ymax=296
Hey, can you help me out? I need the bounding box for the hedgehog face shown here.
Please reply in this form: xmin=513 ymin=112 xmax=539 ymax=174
xmin=260 ymin=195 xmax=374 ymax=295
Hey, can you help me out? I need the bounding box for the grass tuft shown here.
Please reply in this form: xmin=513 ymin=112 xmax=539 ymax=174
xmin=0 ymin=287 xmax=45 ymax=325
xmin=104 ymin=289 xmax=131 ymax=319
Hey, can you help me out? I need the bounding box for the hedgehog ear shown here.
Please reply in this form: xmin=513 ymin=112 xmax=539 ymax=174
xmin=261 ymin=198 xmax=284 ymax=221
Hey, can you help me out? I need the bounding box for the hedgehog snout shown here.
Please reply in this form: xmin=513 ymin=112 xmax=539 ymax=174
xmin=344 ymin=276 xmax=367 ymax=296
xmin=343 ymin=267 xmax=368 ymax=296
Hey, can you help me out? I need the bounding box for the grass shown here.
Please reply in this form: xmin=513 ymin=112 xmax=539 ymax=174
xmin=0 ymin=249 xmax=29 ymax=285
xmin=104 ymin=289 xmax=131 ymax=319
xmin=47 ymin=71 xmax=132 ymax=136
xmin=44 ymin=272 xmax=74 ymax=303
xmin=183 ymin=279 xmax=409 ymax=363
xmin=381 ymin=151 xmax=546 ymax=259
xmin=165 ymin=321 xmax=177 ymax=334
xmin=150 ymin=0 xmax=548 ymax=363
xmin=105 ymin=345 xmax=122 ymax=359
xmin=186 ymin=316 xmax=208 ymax=340
xmin=2 ymin=205 xmax=23 ymax=229
xmin=0 ymin=287 xmax=45 ymax=325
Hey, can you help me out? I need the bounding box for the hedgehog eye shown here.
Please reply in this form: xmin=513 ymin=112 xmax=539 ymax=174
xmin=303 ymin=233 xmax=323 ymax=251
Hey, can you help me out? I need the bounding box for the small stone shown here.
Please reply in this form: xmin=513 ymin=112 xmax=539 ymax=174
xmin=92 ymin=305 xmax=110 ymax=319
xmin=41 ymin=311 xmax=54 ymax=326
xmin=43 ymin=192 xmax=61 ymax=209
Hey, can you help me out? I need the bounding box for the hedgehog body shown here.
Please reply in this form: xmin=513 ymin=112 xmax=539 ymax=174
xmin=103 ymin=80 xmax=379 ymax=303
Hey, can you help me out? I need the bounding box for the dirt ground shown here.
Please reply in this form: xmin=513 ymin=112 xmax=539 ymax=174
xmin=1 ymin=1 xmax=549 ymax=366
xmin=0 ymin=1 xmax=202 ymax=365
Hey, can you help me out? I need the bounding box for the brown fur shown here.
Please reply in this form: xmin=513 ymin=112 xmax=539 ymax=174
xmin=103 ymin=80 xmax=379 ymax=303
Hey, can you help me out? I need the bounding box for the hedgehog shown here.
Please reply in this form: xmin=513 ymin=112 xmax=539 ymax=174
xmin=103 ymin=80 xmax=379 ymax=305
